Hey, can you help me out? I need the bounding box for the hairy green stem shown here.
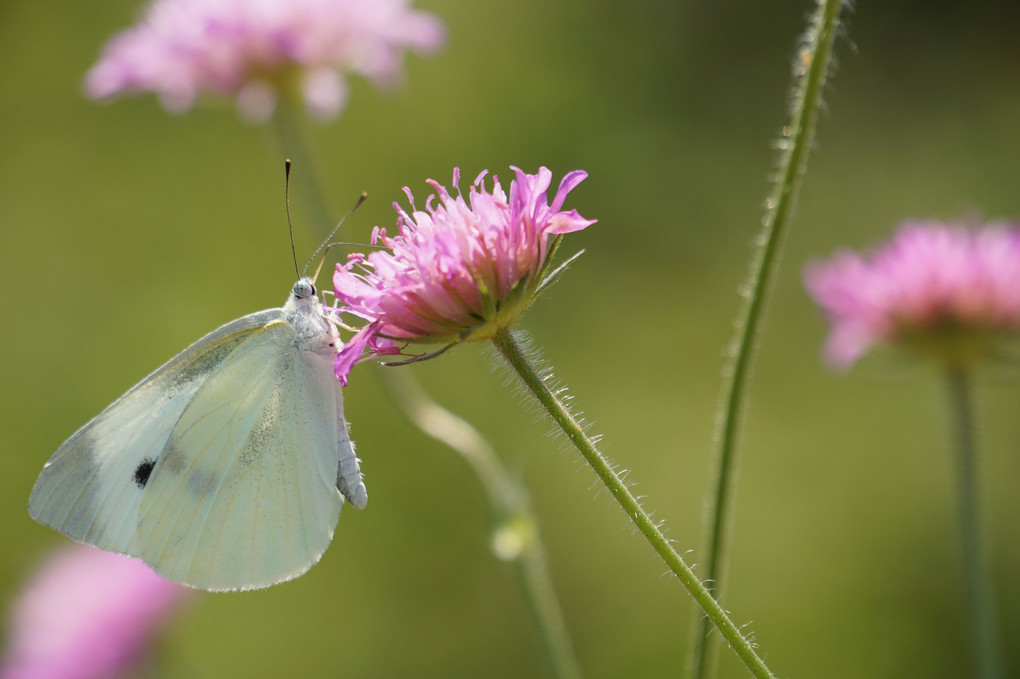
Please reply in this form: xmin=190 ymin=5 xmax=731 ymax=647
xmin=689 ymin=2 xmax=845 ymax=678
xmin=945 ymin=368 xmax=1002 ymax=679
xmin=492 ymin=329 xmax=778 ymax=679
xmin=380 ymin=369 xmax=582 ymax=679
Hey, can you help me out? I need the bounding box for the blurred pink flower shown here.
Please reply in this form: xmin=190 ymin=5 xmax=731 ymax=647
xmin=0 ymin=545 xmax=191 ymax=679
xmin=332 ymin=166 xmax=595 ymax=383
xmin=84 ymin=0 xmax=445 ymax=121
xmin=804 ymin=221 xmax=1020 ymax=369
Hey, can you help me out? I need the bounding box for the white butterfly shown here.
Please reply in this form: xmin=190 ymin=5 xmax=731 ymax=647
xmin=28 ymin=274 xmax=368 ymax=592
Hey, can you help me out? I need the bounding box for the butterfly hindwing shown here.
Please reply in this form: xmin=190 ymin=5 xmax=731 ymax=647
xmin=135 ymin=320 xmax=343 ymax=591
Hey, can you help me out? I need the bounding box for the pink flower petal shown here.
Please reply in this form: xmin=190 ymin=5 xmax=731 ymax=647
xmin=805 ymin=221 xmax=1020 ymax=368
xmin=0 ymin=545 xmax=191 ymax=679
xmin=84 ymin=0 xmax=445 ymax=121
xmin=333 ymin=167 xmax=594 ymax=366
xmin=334 ymin=324 xmax=376 ymax=385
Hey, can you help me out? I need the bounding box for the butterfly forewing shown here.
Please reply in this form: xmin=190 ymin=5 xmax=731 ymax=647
xmin=28 ymin=311 xmax=283 ymax=559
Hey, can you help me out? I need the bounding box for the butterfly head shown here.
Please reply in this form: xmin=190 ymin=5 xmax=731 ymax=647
xmin=284 ymin=277 xmax=323 ymax=321
xmin=292 ymin=278 xmax=317 ymax=301
xmin=285 ymin=277 xmax=337 ymax=357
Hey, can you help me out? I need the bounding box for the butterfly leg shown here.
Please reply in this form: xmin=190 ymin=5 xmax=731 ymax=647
xmin=322 ymin=306 xmax=362 ymax=334
xmin=337 ymin=421 xmax=367 ymax=510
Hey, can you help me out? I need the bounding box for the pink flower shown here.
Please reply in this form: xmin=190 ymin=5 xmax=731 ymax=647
xmin=0 ymin=545 xmax=192 ymax=679
xmin=332 ymin=166 xmax=595 ymax=383
xmin=804 ymin=221 xmax=1020 ymax=369
xmin=84 ymin=0 xmax=445 ymax=121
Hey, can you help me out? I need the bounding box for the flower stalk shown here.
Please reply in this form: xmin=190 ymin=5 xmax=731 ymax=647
xmin=690 ymin=1 xmax=845 ymax=677
xmin=380 ymin=369 xmax=582 ymax=679
xmin=491 ymin=328 xmax=778 ymax=679
xmin=945 ymin=367 xmax=1002 ymax=679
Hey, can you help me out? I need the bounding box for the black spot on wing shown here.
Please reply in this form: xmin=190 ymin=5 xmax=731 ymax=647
xmin=133 ymin=458 xmax=157 ymax=488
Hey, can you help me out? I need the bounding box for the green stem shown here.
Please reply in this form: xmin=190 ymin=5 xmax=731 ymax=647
xmin=515 ymin=534 xmax=582 ymax=679
xmin=379 ymin=369 xmax=582 ymax=679
xmin=491 ymin=329 xmax=778 ymax=679
xmin=689 ymin=2 xmax=845 ymax=678
xmin=945 ymin=368 xmax=1002 ymax=679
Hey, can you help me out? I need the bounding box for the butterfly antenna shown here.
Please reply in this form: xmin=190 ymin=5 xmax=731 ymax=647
xmin=304 ymin=192 xmax=368 ymax=280
xmin=284 ymin=160 xmax=301 ymax=280
xmin=309 ymin=238 xmax=387 ymax=282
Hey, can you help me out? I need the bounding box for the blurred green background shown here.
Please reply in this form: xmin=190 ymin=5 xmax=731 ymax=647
xmin=1 ymin=1 xmax=1018 ymax=677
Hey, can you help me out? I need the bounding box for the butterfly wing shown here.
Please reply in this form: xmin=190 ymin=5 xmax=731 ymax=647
xmin=133 ymin=320 xmax=344 ymax=591
xmin=29 ymin=310 xmax=283 ymax=559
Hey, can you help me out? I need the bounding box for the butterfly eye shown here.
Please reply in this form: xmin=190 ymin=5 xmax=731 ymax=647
xmin=293 ymin=280 xmax=315 ymax=299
